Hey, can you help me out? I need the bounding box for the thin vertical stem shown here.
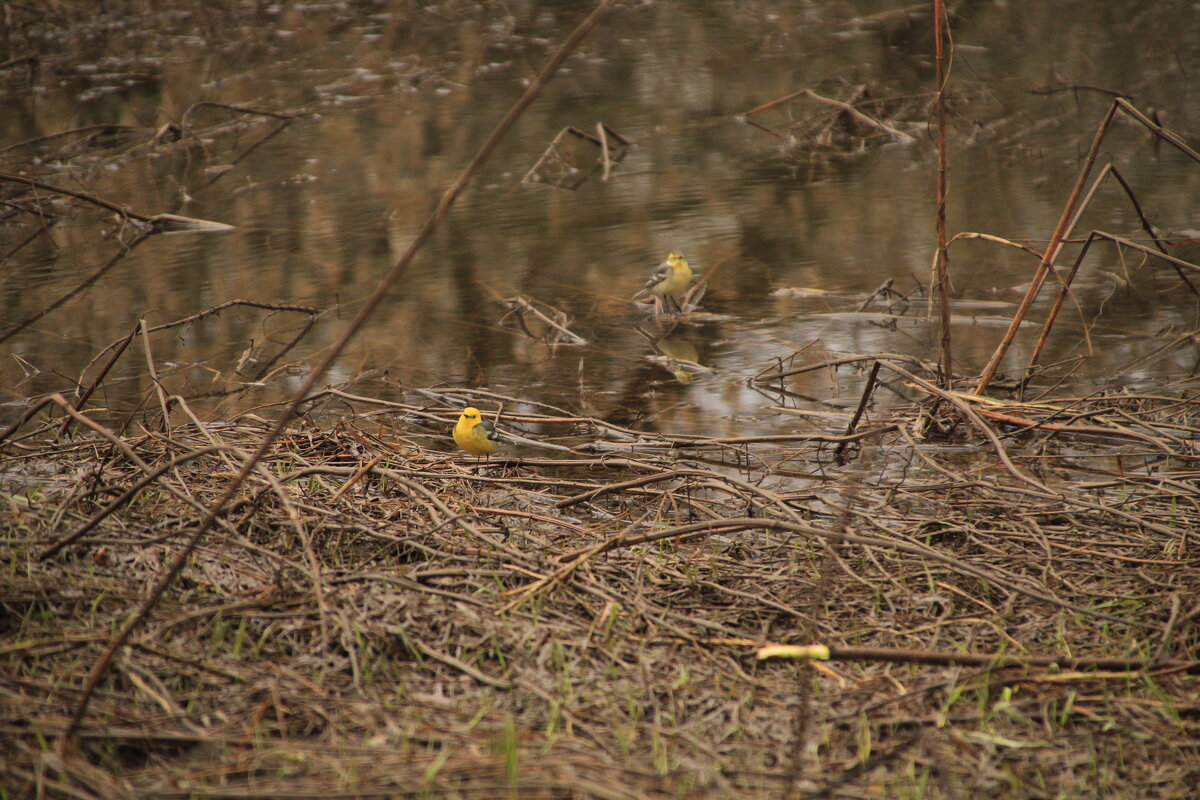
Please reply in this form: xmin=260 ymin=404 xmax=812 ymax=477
xmin=834 ymin=360 xmax=882 ymax=464
xmin=1025 ymin=232 xmax=1100 ymax=380
xmin=934 ymin=0 xmax=952 ymax=387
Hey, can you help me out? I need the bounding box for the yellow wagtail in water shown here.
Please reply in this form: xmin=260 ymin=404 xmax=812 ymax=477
xmin=454 ymin=407 xmax=500 ymax=462
xmin=633 ymin=251 xmax=692 ymax=312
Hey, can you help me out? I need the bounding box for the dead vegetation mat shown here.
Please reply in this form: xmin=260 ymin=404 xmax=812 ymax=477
xmin=2 ymin=383 xmax=1199 ymax=799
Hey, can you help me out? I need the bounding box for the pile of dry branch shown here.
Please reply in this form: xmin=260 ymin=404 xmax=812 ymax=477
xmin=2 ymin=369 xmax=1198 ymax=798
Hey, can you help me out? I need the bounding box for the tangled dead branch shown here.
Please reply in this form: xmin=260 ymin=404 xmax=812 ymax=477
xmin=2 ymin=370 xmax=1197 ymax=798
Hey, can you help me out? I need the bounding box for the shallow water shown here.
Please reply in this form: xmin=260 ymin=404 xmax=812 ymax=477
xmin=2 ymin=1 xmax=1198 ymax=438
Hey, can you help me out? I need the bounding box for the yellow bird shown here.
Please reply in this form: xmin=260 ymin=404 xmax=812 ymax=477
xmin=453 ymin=407 xmax=500 ymax=460
xmin=633 ymin=251 xmax=692 ymax=312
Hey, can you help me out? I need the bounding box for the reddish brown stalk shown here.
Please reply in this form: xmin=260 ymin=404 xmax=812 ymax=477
xmin=1026 ymin=162 xmax=1200 ymax=375
xmin=974 ymin=100 xmax=1119 ymax=394
xmin=934 ymin=0 xmax=952 ymax=387
xmin=1028 ymin=229 xmax=1200 ymax=377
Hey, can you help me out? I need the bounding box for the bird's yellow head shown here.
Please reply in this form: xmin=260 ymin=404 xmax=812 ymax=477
xmin=461 ymin=407 xmax=481 ymax=421
xmin=666 ymin=251 xmax=687 ymax=267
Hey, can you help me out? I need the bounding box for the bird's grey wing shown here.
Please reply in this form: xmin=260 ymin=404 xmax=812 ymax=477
xmin=644 ymin=264 xmax=671 ymax=287
xmin=632 ymin=264 xmax=671 ymax=298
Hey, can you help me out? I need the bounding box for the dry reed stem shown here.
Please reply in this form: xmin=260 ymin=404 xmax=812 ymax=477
xmin=933 ymin=0 xmax=952 ymax=386
xmin=976 ymin=97 xmax=1200 ymax=394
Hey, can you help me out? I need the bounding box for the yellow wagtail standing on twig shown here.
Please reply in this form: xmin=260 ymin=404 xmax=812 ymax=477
xmin=633 ymin=251 xmax=692 ymax=313
xmin=454 ymin=407 xmax=500 ymax=463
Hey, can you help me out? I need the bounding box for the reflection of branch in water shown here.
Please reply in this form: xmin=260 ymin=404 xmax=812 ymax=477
xmin=77 ymin=299 xmax=320 ymax=388
xmin=1 ymin=208 xmax=59 ymax=261
xmin=498 ymin=294 xmax=587 ymax=345
xmin=179 ymin=101 xmax=299 ymax=129
xmin=0 ymin=123 xmax=142 ymax=159
xmin=0 ymin=170 xmax=237 ymax=343
xmin=52 ymin=301 xmax=324 ymax=422
xmin=181 ymin=105 xmax=300 ymax=198
xmin=249 ymin=313 xmax=319 ymax=383
xmin=520 ymin=123 xmax=631 ymax=190
xmin=0 ymin=171 xmax=156 ymax=221
xmin=0 ymin=228 xmax=154 ymax=345
xmin=739 ymin=86 xmax=916 ymax=146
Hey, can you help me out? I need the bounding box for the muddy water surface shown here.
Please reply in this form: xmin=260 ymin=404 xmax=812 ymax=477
xmin=2 ymin=1 xmax=1197 ymax=443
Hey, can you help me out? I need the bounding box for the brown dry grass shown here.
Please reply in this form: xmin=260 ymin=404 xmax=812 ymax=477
xmin=3 ymin=380 xmax=1198 ymax=799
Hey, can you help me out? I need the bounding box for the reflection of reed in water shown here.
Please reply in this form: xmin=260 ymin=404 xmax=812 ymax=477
xmin=636 ymin=325 xmax=707 ymax=384
xmin=519 ymin=123 xmax=631 ymax=190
